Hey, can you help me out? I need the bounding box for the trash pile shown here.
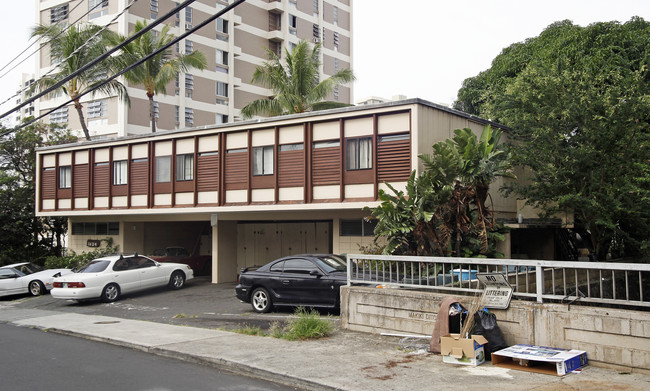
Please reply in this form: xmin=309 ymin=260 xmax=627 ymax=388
xmin=428 ymin=272 xmax=588 ymax=375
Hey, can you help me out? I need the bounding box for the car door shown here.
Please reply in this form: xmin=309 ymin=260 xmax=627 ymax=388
xmin=135 ymin=257 xmax=168 ymax=289
xmin=0 ymin=268 xmax=26 ymax=296
xmin=111 ymin=258 xmax=141 ymax=293
xmin=279 ymin=258 xmax=329 ymax=305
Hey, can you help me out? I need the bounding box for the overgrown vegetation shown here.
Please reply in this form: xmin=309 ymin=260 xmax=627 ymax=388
xmin=0 ymin=122 xmax=76 ymax=266
xmin=234 ymin=307 xmax=334 ymax=340
xmin=44 ymin=238 xmax=119 ymax=270
xmin=369 ymin=125 xmax=513 ymax=258
xmin=455 ymin=17 xmax=650 ymax=261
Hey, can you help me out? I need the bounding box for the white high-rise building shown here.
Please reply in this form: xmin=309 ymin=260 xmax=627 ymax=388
xmin=35 ymin=0 xmax=353 ymax=138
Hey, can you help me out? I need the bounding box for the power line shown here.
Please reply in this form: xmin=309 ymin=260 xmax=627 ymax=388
xmin=0 ymin=0 xmax=199 ymax=124
xmin=3 ymin=0 xmax=247 ymax=138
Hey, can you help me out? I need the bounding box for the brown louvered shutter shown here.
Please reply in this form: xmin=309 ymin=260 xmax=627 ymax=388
xmin=41 ymin=169 xmax=56 ymax=199
xmin=278 ymin=149 xmax=304 ymax=187
xmin=130 ymin=160 xmax=149 ymax=195
xmin=73 ymin=164 xmax=89 ymax=197
xmin=312 ymin=145 xmax=340 ymax=185
xmin=225 ymin=150 xmax=247 ymax=190
xmin=377 ymin=137 xmax=411 ymax=182
xmin=197 ymin=153 xmax=219 ymax=191
xmin=93 ymin=163 xmax=110 ymax=196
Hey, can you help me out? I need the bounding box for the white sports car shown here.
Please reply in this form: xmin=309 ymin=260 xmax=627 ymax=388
xmin=51 ymin=254 xmax=194 ymax=302
xmin=0 ymin=262 xmax=71 ymax=297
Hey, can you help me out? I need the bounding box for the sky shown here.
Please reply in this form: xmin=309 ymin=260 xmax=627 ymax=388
xmin=0 ymin=0 xmax=648 ymax=125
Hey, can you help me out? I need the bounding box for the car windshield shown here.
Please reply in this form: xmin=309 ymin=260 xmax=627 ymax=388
xmin=76 ymin=260 xmax=110 ymax=273
xmin=315 ymin=255 xmax=347 ymax=273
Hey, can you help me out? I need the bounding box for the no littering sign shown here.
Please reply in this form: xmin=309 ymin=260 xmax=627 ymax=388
xmin=476 ymin=273 xmax=513 ymax=309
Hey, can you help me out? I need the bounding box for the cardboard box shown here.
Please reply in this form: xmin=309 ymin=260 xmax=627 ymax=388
xmin=440 ymin=334 xmax=488 ymax=366
xmin=492 ymin=344 xmax=588 ymax=376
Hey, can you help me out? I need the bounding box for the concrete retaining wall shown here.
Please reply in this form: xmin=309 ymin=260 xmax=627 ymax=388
xmin=340 ymin=286 xmax=650 ymax=374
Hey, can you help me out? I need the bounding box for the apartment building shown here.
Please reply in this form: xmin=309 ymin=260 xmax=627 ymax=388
xmin=35 ymin=99 xmax=567 ymax=283
xmin=36 ymin=0 xmax=353 ymax=139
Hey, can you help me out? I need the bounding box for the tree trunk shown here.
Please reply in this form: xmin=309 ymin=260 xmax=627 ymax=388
xmin=149 ymin=93 xmax=156 ymax=133
xmin=73 ymin=100 xmax=91 ymax=141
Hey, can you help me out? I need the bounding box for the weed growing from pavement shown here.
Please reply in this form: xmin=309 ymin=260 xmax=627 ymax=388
xmin=233 ymin=307 xmax=334 ymax=340
xmin=172 ymin=313 xmax=197 ymax=319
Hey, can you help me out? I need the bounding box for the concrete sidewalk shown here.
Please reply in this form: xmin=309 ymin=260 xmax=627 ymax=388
xmin=1 ymin=303 xmax=648 ymax=391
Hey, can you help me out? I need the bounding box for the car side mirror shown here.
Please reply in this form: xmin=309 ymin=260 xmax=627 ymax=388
xmin=309 ymin=270 xmax=323 ymax=277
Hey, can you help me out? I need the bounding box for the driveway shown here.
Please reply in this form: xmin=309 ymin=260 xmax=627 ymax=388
xmin=1 ymin=277 xmax=329 ymax=331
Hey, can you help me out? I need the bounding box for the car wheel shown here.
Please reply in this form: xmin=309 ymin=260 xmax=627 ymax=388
xmin=101 ymin=283 xmax=120 ymax=303
xmin=251 ymin=287 xmax=272 ymax=313
xmin=169 ymin=271 xmax=185 ymax=290
xmin=28 ymin=280 xmax=45 ymax=296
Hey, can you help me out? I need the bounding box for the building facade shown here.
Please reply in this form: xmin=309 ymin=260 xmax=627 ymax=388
xmin=36 ymin=99 xmax=567 ymax=283
xmin=35 ymin=0 xmax=353 ymax=139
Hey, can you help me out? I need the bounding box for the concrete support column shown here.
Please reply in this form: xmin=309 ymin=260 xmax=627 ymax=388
xmin=211 ymin=218 xmax=238 ymax=284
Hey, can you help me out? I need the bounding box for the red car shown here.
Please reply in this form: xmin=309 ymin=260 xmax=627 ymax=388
xmin=150 ymin=247 xmax=211 ymax=276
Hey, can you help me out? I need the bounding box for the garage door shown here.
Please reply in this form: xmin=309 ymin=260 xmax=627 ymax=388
xmin=237 ymin=221 xmax=331 ymax=269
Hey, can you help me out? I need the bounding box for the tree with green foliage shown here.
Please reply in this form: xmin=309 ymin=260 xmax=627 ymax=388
xmin=31 ymin=24 xmax=129 ymax=141
xmin=0 ymin=122 xmax=77 ymax=266
xmin=109 ymin=20 xmax=207 ymax=133
xmin=240 ymin=41 xmax=355 ymax=119
xmin=454 ymin=17 xmax=650 ymax=261
xmin=371 ymin=125 xmax=513 ymax=257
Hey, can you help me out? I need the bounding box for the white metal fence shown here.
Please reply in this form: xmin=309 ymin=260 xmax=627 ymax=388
xmin=346 ymin=254 xmax=650 ymax=308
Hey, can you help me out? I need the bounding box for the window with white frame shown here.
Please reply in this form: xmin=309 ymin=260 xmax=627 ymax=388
xmin=216 ymin=49 xmax=228 ymax=73
xmin=333 ymin=32 xmax=339 ymax=51
xmin=185 ymin=74 xmax=194 ymax=90
xmin=89 ymin=0 xmax=108 ymax=20
xmin=59 ymin=166 xmax=71 ymax=189
xmin=216 ymin=18 xmax=228 ymax=41
xmin=185 ymin=7 xmax=192 ymax=23
xmin=50 ymin=106 xmax=68 ymax=124
xmin=216 ymin=82 xmax=228 ymax=97
xmin=150 ymin=0 xmax=159 ymax=12
xmin=185 ymin=108 xmax=194 ymax=126
xmin=334 ymin=58 xmax=339 ymax=72
xmin=185 ymin=40 xmax=193 ymax=54
xmin=50 ymin=4 xmax=68 ymax=23
xmin=215 ymin=114 xmax=228 ymax=124
xmin=289 ymin=14 xmax=297 ymax=35
xmin=313 ymin=0 xmax=319 ymax=16
xmin=176 ymin=154 xmax=194 ymax=181
xmin=333 ymin=6 xmax=338 ymax=26
xmin=113 ymin=160 xmax=127 ymax=185
xmin=155 ymin=156 xmax=171 ymax=182
xmin=175 ymin=105 xmax=180 ymax=124
xmin=87 ymin=99 xmax=107 ymax=118
xmin=333 ymin=85 xmax=339 ymax=101
xmin=253 ymin=146 xmax=274 ymax=176
xmin=346 ymin=137 xmax=372 ymax=170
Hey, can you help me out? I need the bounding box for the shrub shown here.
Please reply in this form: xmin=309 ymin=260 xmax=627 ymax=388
xmin=44 ymin=238 xmax=119 ymax=270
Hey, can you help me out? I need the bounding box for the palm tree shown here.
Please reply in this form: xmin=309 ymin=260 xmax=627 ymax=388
xmin=110 ymin=21 xmax=207 ymax=133
xmin=240 ymin=40 xmax=355 ymax=119
xmin=31 ymin=24 xmax=128 ymax=141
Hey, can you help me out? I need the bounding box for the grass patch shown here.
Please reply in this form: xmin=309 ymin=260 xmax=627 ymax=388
xmin=232 ymin=307 xmax=334 ymax=340
xmin=235 ymin=325 xmax=266 ymax=336
xmin=280 ymin=307 xmax=334 ymax=341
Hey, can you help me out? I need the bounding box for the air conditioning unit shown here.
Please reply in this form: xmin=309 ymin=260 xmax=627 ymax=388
xmin=185 ymin=23 xmax=192 ymax=30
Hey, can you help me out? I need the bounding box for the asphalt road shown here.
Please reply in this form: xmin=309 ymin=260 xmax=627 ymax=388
xmin=2 ymin=277 xmax=339 ymax=331
xmin=0 ymin=323 xmax=295 ymax=391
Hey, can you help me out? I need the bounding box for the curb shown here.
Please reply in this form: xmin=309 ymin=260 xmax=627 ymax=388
xmin=27 ymin=324 xmax=342 ymax=391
